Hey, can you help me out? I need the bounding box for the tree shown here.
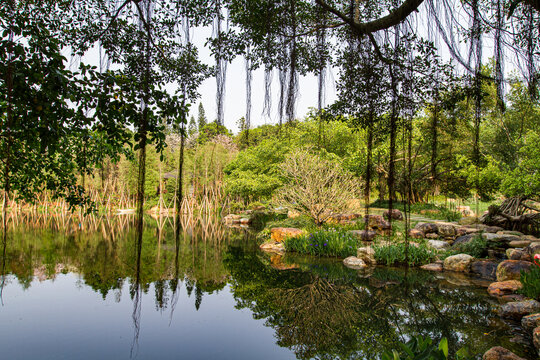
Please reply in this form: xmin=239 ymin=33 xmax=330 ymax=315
xmin=198 ymin=103 xmax=207 ymax=130
xmin=275 ymin=148 xmax=361 ymax=225
xmin=188 ymin=115 xmax=198 ymax=136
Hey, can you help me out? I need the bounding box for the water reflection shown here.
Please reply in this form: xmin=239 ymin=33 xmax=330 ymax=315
xmin=0 ymin=212 xmax=535 ymax=359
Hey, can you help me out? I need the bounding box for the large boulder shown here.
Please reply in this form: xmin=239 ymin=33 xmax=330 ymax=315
xmin=427 ymin=240 xmax=450 ymax=250
xmin=459 ymin=216 xmax=478 ymax=225
xmin=383 ymin=209 xmax=403 ymax=221
xmin=343 ymin=256 xmax=367 ymax=269
xmin=421 ymin=263 xmax=443 ymax=272
xmin=533 ymin=327 xmax=540 ymax=352
xmin=507 ymin=249 xmax=531 ymax=262
xmin=470 ymin=260 xmax=498 ymax=280
xmin=409 ymin=229 xmax=424 ymax=239
xmin=487 ymin=280 xmax=523 ymax=297
xmin=485 ymin=226 xmax=505 ymax=233
xmin=349 ymin=230 xmax=376 ymax=241
xmin=482 ymin=347 xmax=526 ymax=360
xmin=270 ymin=227 xmax=304 ymax=243
xmin=526 ymin=242 xmax=540 ymax=257
xmin=496 ymin=260 xmax=533 ymax=282
xmin=453 ymin=234 xmax=476 ymax=247
xmin=357 ymin=247 xmax=377 ymax=265
xmin=437 ymin=222 xmax=458 ymax=238
xmin=508 ymin=240 xmax=531 ymax=248
xmin=364 ymin=215 xmax=391 ymax=232
xmin=415 ymin=222 xmax=438 ymax=234
xmin=521 ymin=313 xmax=540 ymax=332
xmin=443 ymin=254 xmax=474 ymax=272
xmin=498 ymin=299 xmax=540 ymax=320
xmin=483 ymin=233 xmax=521 ymax=248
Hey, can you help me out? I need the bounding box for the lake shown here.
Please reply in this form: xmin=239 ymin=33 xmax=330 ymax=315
xmin=0 ymin=213 xmax=535 ymax=359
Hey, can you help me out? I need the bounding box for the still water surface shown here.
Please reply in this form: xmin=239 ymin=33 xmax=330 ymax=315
xmin=0 ymin=214 xmax=535 ymax=359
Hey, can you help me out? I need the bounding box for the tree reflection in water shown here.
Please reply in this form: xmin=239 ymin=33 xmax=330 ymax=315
xmin=0 ymin=212 xmax=534 ymax=359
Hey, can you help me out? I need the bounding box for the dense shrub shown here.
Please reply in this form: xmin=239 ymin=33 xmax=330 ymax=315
xmin=373 ymin=243 xmax=436 ymax=266
xmin=284 ymin=229 xmax=360 ymax=258
xmin=443 ymin=234 xmax=488 ymax=259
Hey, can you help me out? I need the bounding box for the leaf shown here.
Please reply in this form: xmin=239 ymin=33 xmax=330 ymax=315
xmin=438 ymin=337 xmax=448 ymax=358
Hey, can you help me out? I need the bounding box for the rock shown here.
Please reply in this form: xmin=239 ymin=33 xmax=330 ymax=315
xmin=485 ymin=226 xmax=505 ymax=233
xmin=421 ymin=263 xmax=443 ymax=271
xmin=526 ymin=242 xmax=540 ymax=257
xmin=437 ymin=222 xmax=458 ymax=238
xmin=509 ymin=240 xmax=531 ymax=248
xmin=499 ymin=299 xmax=540 ymax=320
xmin=252 ymin=205 xmax=266 ymax=211
xmin=287 ymin=210 xmax=300 ymax=218
xmin=328 ymin=213 xmax=362 ymax=223
xmin=459 ymin=216 xmax=478 ymax=225
xmin=409 ymin=229 xmax=424 ymax=239
xmin=426 ymin=233 xmax=439 ymax=239
xmin=443 ymin=254 xmax=474 ymax=272
xmin=453 ymin=234 xmax=476 ymax=247
xmin=498 ymin=230 xmax=524 ymax=237
xmin=496 ymin=260 xmax=533 ymax=282
xmin=343 ymin=256 xmax=367 ymax=269
xmin=507 ymin=249 xmax=531 ymax=262
xmin=364 ymin=215 xmax=391 ymax=231
xmin=521 ymin=313 xmax=540 ymax=332
xmin=427 ymin=240 xmax=450 ymax=250
xmin=487 ymin=280 xmax=523 ymax=297
xmin=471 ymin=260 xmax=498 ymax=280
xmin=482 ymin=346 xmax=526 ymax=360
xmin=523 ymin=235 xmax=540 ymax=242
xmin=483 ymin=233 xmax=522 ymax=248
xmin=383 ymin=209 xmax=403 ymax=221
xmin=357 ymin=247 xmax=377 ymax=265
xmin=349 ymin=230 xmax=376 ymax=241
xmin=270 ymin=227 xmax=304 ymax=243
xmin=533 ymin=326 xmax=540 ymax=352
xmin=240 ymin=217 xmax=252 ymax=225
xmin=260 ymin=242 xmax=285 ymax=253
xmin=415 ymin=222 xmax=438 ymax=234
xmin=223 ymin=214 xmax=242 ymax=224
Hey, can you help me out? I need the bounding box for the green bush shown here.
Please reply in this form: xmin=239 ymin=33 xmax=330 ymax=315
xmin=443 ymin=234 xmax=487 ymax=259
xmin=382 ymin=336 xmax=473 ymax=360
xmin=518 ymin=265 xmax=540 ymax=300
xmin=228 ymin=201 xmax=244 ymax=214
xmin=373 ymin=242 xmax=436 ymax=266
xmin=284 ymin=229 xmax=360 ymax=258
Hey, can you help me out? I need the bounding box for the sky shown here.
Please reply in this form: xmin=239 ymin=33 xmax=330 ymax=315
xmin=186 ymin=26 xmax=337 ymax=133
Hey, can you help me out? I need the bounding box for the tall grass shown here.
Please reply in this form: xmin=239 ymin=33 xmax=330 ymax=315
xmin=284 ymin=229 xmax=360 ymax=258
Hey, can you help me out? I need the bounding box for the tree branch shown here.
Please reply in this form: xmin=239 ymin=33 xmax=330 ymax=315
xmin=315 ymin=0 xmax=425 ymax=35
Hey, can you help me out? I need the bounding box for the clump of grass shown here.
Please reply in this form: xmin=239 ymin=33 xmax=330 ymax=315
xmin=373 ymin=242 xmax=436 ymax=266
xmin=442 ymin=234 xmax=487 ymax=259
xmin=284 ymin=228 xmax=360 ymax=258
xmin=518 ymin=265 xmax=540 ymax=300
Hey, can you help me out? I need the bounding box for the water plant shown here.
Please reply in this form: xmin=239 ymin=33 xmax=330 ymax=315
xmin=373 ymin=243 xmax=436 ymax=267
xmin=284 ymin=228 xmax=360 ymax=258
xmin=518 ymin=254 xmax=540 ymax=300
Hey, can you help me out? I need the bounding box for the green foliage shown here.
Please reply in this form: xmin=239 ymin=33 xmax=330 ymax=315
xmin=197 ymin=121 xmax=232 ymax=145
xmin=224 ymin=139 xmax=289 ymax=200
xmin=382 ymin=336 xmax=472 ymax=360
xmin=444 ymin=234 xmax=488 ymax=259
xmin=373 ymin=243 xmax=436 ymax=266
xmin=518 ymin=265 xmax=540 ymax=300
xmin=264 ymin=215 xmax=315 ymax=231
xmin=284 ymin=228 xmax=360 ymax=258
xmin=500 ymin=131 xmax=540 ymax=199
